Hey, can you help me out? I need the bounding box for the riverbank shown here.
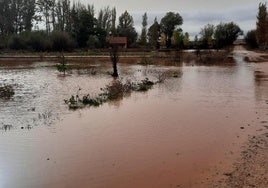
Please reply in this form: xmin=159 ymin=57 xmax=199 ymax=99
xmin=211 ymin=47 xmax=268 ymax=187
xmin=0 ymin=48 xmax=228 ymax=60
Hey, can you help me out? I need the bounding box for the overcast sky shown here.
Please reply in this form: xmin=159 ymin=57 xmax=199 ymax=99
xmin=77 ymin=0 xmax=263 ymax=38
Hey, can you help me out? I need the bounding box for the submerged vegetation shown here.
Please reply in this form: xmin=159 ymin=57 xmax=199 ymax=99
xmin=0 ymin=85 xmax=15 ymax=99
xmin=65 ymin=67 xmax=182 ymax=110
xmin=56 ymin=54 xmax=69 ymax=75
xmin=65 ymin=78 xmax=156 ymax=110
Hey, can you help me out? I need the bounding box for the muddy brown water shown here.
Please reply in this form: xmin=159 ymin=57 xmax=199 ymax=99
xmin=0 ymin=51 xmax=268 ymax=188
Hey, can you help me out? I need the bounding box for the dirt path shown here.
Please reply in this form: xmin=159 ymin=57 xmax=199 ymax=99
xmin=233 ymin=45 xmax=247 ymax=51
xmin=211 ymin=47 xmax=268 ymax=188
xmin=211 ymin=133 xmax=268 ymax=188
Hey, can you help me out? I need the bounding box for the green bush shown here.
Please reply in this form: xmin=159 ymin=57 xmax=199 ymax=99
xmin=0 ymin=85 xmax=15 ymax=99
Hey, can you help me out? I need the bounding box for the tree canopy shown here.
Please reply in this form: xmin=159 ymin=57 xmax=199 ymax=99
xmin=148 ymin=18 xmax=160 ymax=49
xmin=200 ymin=24 xmax=214 ymax=48
xmin=140 ymin=12 xmax=148 ymax=46
xmin=160 ymin=12 xmax=183 ymax=48
xmin=117 ymin=11 xmax=137 ymax=47
xmin=256 ymin=3 xmax=268 ymax=48
xmin=214 ymin=22 xmax=242 ymax=48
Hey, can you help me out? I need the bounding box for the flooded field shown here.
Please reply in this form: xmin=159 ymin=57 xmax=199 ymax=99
xmin=0 ymin=51 xmax=268 ymax=188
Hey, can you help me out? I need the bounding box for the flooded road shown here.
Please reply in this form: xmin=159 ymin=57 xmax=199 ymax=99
xmin=0 ymin=51 xmax=268 ymax=188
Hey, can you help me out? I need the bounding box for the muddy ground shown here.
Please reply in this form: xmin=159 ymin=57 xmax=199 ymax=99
xmin=211 ymin=47 xmax=268 ymax=188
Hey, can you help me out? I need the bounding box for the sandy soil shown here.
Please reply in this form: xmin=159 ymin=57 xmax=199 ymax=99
xmin=211 ymin=46 xmax=268 ymax=188
xmin=211 ymin=133 xmax=268 ymax=188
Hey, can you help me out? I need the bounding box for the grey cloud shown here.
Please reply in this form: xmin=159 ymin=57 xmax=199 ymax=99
xmin=131 ymin=5 xmax=257 ymax=37
xmin=182 ymin=6 xmax=256 ymax=24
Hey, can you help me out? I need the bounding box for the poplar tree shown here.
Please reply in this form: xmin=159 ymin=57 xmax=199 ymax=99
xmin=140 ymin=12 xmax=148 ymax=45
xmin=160 ymin=12 xmax=183 ymax=48
xmin=110 ymin=7 xmax=116 ymax=35
xmin=148 ymin=17 xmax=160 ymax=49
xmin=256 ymin=3 xmax=267 ymax=47
xmin=117 ymin=11 xmax=137 ymax=47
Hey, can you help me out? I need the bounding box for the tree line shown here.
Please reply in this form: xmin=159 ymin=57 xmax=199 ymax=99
xmin=245 ymin=2 xmax=268 ymax=49
xmin=197 ymin=22 xmax=243 ymax=49
xmin=0 ymin=0 xmax=243 ymax=52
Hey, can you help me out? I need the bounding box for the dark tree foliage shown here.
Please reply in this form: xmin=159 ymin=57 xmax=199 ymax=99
xmin=160 ymin=12 xmax=183 ymax=48
xmin=72 ymin=7 xmax=96 ymax=48
xmin=214 ymin=22 xmax=243 ymax=48
xmin=54 ymin=0 xmax=72 ymax=32
xmin=8 ymin=35 xmax=27 ymax=50
xmin=97 ymin=6 xmax=114 ymax=35
xmin=37 ymin=0 xmax=55 ymax=33
xmin=245 ymin=30 xmax=258 ymax=49
xmin=117 ymin=11 xmax=137 ymax=47
xmin=22 ymin=0 xmax=36 ymax=32
xmin=148 ymin=18 xmax=160 ymax=49
xmin=50 ymin=31 xmax=75 ymax=51
xmin=199 ymin=24 xmax=214 ymax=48
xmin=256 ymin=3 xmax=267 ymax=47
xmin=0 ymin=0 xmax=36 ymax=35
xmin=173 ymin=28 xmax=184 ymax=49
xmin=27 ymin=31 xmax=51 ymax=51
xmin=92 ymin=27 xmax=107 ymax=48
xmin=110 ymin=7 xmax=117 ymax=35
xmin=140 ymin=12 xmax=148 ymax=45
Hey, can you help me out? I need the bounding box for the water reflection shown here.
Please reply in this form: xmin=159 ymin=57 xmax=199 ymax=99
xmin=254 ymin=63 xmax=268 ymax=103
xmin=0 ymin=52 xmax=267 ymax=188
xmin=0 ymin=60 xmax=182 ymax=131
xmin=0 ymin=124 xmax=13 ymax=131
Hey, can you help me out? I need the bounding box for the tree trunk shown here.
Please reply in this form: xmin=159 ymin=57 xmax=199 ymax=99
xmin=112 ymin=61 xmax=118 ymax=77
xmin=110 ymin=46 xmax=119 ymax=77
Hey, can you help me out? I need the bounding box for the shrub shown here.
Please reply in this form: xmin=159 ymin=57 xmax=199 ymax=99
xmin=56 ymin=54 xmax=70 ymax=75
xmin=0 ymin=85 xmax=15 ymax=99
xmin=50 ymin=31 xmax=75 ymax=51
xmin=0 ymin=36 xmax=8 ymax=49
xmin=65 ymin=79 xmax=155 ymax=110
xmin=27 ymin=31 xmax=51 ymax=51
xmin=8 ymin=35 xmax=27 ymax=50
xmin=137 ymin=78 xmax=154 ymax=91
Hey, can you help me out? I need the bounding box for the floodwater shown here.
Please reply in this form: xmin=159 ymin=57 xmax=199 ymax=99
xmin=0 ymin=51 xmax=268 ymax=188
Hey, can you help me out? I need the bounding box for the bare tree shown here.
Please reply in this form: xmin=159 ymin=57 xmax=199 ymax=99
xmin=37 ymin=0 xmax=55 ymax=34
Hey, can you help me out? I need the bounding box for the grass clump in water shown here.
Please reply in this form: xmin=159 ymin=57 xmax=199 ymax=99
xmin=101 ymin=80 xmax=132 ymax=100
xmin=136 ymin=78 xmax=154 ymax=91
xmin=65 ymin=78 xmax=155 ymax=110
xmin=65 ymin=95 xmax=103 ymax=110
xmin=0 ymin=85 xmax=15 ymax=99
